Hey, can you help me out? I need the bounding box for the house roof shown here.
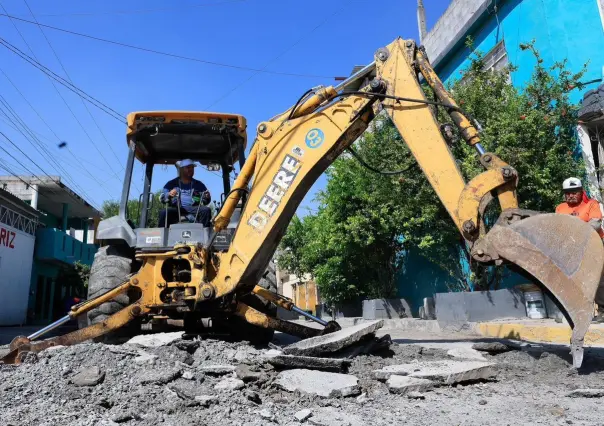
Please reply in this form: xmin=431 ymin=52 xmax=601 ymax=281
xmin=0 ymin=176 xmax=100 ymax=219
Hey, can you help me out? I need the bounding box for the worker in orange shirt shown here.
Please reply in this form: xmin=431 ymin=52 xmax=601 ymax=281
xmin=556 ymin=177 xmax=604 ymax=322
xmin=555 ymin=177 xmax=603 ymax=237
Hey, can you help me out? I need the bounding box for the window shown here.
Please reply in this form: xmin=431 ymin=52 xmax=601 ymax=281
xmin=459 ymin=40 xmax=510 ymax=86
xmin=482 ymin=41 xmax=509 ymax=73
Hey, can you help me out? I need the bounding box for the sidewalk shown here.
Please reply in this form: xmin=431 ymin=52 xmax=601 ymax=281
xmin=316 ymin=317 xmax=604 ymax=347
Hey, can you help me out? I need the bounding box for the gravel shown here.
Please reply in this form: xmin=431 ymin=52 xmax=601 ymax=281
xmin=3 ymin=332 xmax=604 ymax=425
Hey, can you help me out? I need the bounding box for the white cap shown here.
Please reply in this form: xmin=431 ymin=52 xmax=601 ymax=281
xmin=563 ymin=177 xmax=582 ymax=192
xmin=176 ymin=159 xmax=197 ymax=168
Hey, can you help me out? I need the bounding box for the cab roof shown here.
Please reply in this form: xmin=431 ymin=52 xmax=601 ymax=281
xmin=126 ymin=111 xmax=247 ymax=166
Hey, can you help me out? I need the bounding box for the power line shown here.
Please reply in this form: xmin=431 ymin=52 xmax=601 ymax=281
xmin=23 ymin=0 xmax=122 ymax=164
xmin=204 ymin=0 xmax=352 ymax=109
xmin=0 ymin=37 xmax=125 ymax=122
xmin=0 ymin=40 xmax=126 ymax=188
xmin=21 ymin=0 xmax=248 ymax=17
xmin=0 ymin=13 xmax=336 ymax=79
xmin=0 ymin=68 xmax=119 ymax=198
xmin=0 ymin=96 xmax=91 ymax=202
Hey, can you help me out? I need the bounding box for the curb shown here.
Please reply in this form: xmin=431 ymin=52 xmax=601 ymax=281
xmin=475 ymin=321 xmax=604 ymax=347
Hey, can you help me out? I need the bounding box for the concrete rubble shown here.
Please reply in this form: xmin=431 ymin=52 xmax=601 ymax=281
xmin=275 ymin=369 xmax=361 ymax=397
xmin=283 ymin=320 xmax=384 ymax=356
xmin=4 ymin=324 xmax=604 ymax=425
xmin=566 ymin=388 xmax=604 ymax=398
xmin=373 ymin=360 xmax=496 ymax=384
xmin=472 ymin=342 xmax=512 ymax=354
xmin=386 ymin=375 xmax=435 ymax=394
xmin=265 ymin=353 xmax=351 ymax=372
xmin=70 ymin=366 xmax=105 ymax=387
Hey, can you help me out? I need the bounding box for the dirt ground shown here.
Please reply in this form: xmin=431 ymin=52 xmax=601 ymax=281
xmin=2 ymin=325 xmax=604 ymax=426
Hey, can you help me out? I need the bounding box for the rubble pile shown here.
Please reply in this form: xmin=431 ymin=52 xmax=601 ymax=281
xmin=3 ymin=319 xmax=604 ymax=425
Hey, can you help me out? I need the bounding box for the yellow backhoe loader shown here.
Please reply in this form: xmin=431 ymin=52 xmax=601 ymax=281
xmin=4 ymin=38 xmax=603 ymax=368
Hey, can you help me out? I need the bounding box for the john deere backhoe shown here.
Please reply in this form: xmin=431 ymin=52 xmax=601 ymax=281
xmin=5 ymin=38 xmax=603 ymax=368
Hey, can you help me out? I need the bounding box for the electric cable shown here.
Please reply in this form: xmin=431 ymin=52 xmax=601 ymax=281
xmin=0 ymin=14 xmax=336 ymax=79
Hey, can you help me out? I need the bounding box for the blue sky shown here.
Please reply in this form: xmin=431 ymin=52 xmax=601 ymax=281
xmin=0 ymin=0 xmax=451 ymax=217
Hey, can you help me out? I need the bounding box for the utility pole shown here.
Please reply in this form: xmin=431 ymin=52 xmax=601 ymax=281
xmin=417 ymin=0 xmax=428 ymax=44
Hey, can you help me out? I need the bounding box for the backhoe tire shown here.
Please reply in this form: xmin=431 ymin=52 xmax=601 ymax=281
xmin=84 ymin=245 xmax=136 ymax=343
xmin=229 ymin=260 xmax=278 ymax=345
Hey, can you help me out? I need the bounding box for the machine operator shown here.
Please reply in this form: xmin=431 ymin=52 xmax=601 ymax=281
xmin=159 ymin=159 xmax=212 ymax=227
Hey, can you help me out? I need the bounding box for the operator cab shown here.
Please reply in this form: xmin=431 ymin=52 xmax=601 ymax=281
xmin=120 ymin=111 xmax=247 ymax=252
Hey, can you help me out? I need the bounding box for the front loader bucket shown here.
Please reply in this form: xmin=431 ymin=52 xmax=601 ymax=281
xmin=483 ymin=213 xmax=604 ymax=368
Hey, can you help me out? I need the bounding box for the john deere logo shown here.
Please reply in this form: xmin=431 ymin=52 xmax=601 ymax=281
xmin=182 ymin=231 xmax=191 ymax=238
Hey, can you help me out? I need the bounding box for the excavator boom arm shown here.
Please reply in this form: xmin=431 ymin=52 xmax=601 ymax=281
xmin=210 ymin=38 xmax=517 ymax=298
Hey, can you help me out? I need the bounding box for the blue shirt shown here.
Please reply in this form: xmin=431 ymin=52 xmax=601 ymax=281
xmin=160 ymin=178 xmax=208 ymax=213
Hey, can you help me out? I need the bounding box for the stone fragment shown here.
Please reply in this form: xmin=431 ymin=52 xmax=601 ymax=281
xmin=275 ymin=369 xmax=360 ymax=398
xmin=294 ymin=409 xmax=313 ymax=422
xmin=70 ymin=366 xmax=105 ymax=387
xmin=194 ymin=395 xmax=219 ymax=406
xmin=126 ymin=332 xmax=184 ymax=347
xmin=447 ymin=347 xmax=487 ymax=361
xmin=236 ymin=365 xmax=262 ymax=382
xmin=472 ymin=342 xmax=512 ymax=354
xmin=259 ymin=408 xmax=274 ymax=420
xmin=267 ymin=354 xmax=351 ymax=372
xmin=182 ymin=371 xmax=195 ymax=380
xmin=283 ymin=320 xmax=383 ymax=356
xmin=214 ymin=377 xmax=245 ymax=391
xmin=137 ymin=368 xmax=181 ymax=385
xmin=133 ymin=352 xmax=158 ymax=364
xmin=479 ymin=399 xmax=487 ymax=405
xmin=374 ymin=360 xmax=495 ymax=384
xmin=387 ymin=375 xmax=434 ymax=395
xmin=198 ymin=364 xmax=237 ymax=375
xmin=566 ymin=389 xmax=604 ymax=398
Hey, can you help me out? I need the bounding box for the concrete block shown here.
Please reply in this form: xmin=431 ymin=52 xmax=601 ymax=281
xmin=435 ymin=288 xmax=527 ymax=328
xmin=387 ymin=375 xmax=435 ymax=395
xmin=294 ymin=409 xmax=313 ymax=422
xmin=126 ymin=332 xmax=184 ymax=347
xmin=214 ymin=377 xmax=245 ymax=391
xmin=362 ymin=298 xmax=412 ymax=320
xmin=275 ymin=369 xmax=360 ymax=398
xmin=447 ymin=347 xmax=487 ymax=361
xmin=283 ymin=320 xmax=383 ymax=356
xmin=374 ymin=360 xmax=495 ymax=385
xmin=198 ymin=364 xmax=236 ymax=375
xmin=266 ymin=354 xmax=351 ymax=372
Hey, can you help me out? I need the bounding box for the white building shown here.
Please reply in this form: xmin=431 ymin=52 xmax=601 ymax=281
xmin=0 ymin=187 xmax=39 ymax=325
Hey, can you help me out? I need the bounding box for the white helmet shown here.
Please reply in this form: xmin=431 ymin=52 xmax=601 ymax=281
xmin=562 ymin=177 xmax=582 ymax=192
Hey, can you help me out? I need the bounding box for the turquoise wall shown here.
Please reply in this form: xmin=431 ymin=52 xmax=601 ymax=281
xmin=436 ymin=0 xmax=604 ymax=100
xmin=396 ymin=0 xmax=604 ymax=313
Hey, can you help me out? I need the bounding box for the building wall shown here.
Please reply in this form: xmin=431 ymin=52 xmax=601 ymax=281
xmin=0 ymin=219 xmax=36 ymax=325
xmin=396 ymin=0 xmax=604 ymax=312
xmin=433 ymin=0 xmax=604 ymax=103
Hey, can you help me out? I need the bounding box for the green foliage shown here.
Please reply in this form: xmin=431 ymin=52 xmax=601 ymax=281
xmin=56 ymin=261 xmax=91 ymax=296
xmin=101 ymin=190 xmax=165 ymax=227
xmin=281 ymin=40 xmax=586 ymax=305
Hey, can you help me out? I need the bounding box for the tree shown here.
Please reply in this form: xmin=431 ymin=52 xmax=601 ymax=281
xmin=101 ymin=190 xmax=166 ymax=227
xmin=278 ymin=41 xmax=586 ymax=305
